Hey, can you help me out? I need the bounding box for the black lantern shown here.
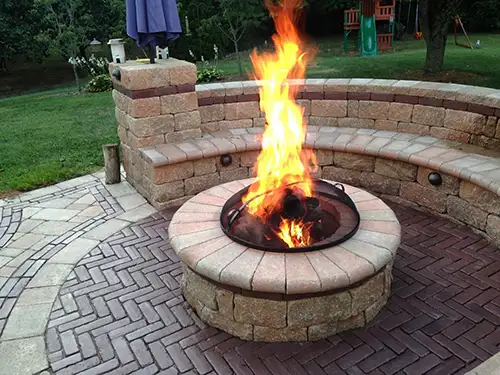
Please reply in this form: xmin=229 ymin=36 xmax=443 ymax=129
xmin=220 ymin=155 xmax=233 ymax=167
xmin=428 ymin=172 xmax=443 ymax=186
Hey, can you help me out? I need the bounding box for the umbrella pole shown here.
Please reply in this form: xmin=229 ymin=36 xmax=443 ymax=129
xmin=149 ymin=44 xmax=156 ymax=64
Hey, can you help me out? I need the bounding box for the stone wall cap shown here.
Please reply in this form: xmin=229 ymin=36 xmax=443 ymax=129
xmin=168 ymin=179 xmax=400 ymax=294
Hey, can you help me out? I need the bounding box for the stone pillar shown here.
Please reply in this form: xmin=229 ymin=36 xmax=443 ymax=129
xmin=109 ymin=58 xmax=201 ymax=187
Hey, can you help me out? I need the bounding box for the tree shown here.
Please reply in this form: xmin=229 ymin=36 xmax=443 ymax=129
xmin=36 ymin=0 xmax=88 ymax=91
xmin=0 ymin=0 xmax=48 ymax=73
xmin=209 ymin=0 xmax=268 ymax=77
xmin=419 ymin=0 xmax=463 ymax=73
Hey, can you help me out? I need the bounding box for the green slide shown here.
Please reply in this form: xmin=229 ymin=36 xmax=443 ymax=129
xmin=360 ymin=13 xmax=378 ymax=56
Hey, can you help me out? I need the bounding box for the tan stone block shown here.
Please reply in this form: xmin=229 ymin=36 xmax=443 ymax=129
xmin=288 ymin=292 xmax=351 ymax=327
xmin=234 ymin=295 xmax=286 ymax=328
xmin=240 ymin=151 xmax=259 ymax=167
xmin=470 ymin=134 xmax=500 ymax=150
xmin=459 ymin=181 xmax=500 ymax=214
xmin=253 ymin=326 xmax=307 ymax=342
xmin=311 ymin=100 xmax=347 ymax=117
xmin=225 ymin=102 xmax=260 ymax=120
xmin=161 ymin=92 xmax=198 ymax=115
xmin=164 ymin=129 xmax=202 ymax=143
xmin=412 ymin=105 xmax=445 ymax=126
xmin=183 ymin=265 xmax=217 ymax=310
xmin=334 ymin=153 xmax=375 ymax=172
xmin=358 ymin=101 xmax=390 ymax=120
xmin=112 ymin=90 xmax=132 ymax=113
xmin=447 ymin=196 xmax=488 ymax=230
xmin=184 ymin=173 xmax=220 ymax=195
xmin=365 ymin=295 xmax=388 ymax=323
xmin=193 ymin=158 xmax=216 ymax=176
xmin=150 ymin=180 xmax=185 ymax=203
xmin=486 ymin=215 xmax=500 ymax=245
xmin=154 ymin=162 xmax=194 ymax=184
xmin=127 ymin=133 xmax=164 ymax=150
xmin=389 ymin=103 xmax=413 ymax=122
xmin=130 ymin=97 xmax=161 ymax=118
xmin=315 ymin=150 xmax=334 ymax=166
xmin=374 ymin=120 xmax=398 ymax=131
xmin=219 ymin=119 xmax=253 ymax=130
xmin=417 ymin=167 xmax=459 ymax=195
xmin=348 ymin=100 xmax=359 ymax=118
xmin=308 ymin=323 xmax=338 ymax=341
xmin=496 ymin=120 xmax=500 ymax=139
xmin=199 ymin=306 xmax=253 ymax=340
xmin=128 ymin=115 xmax=174 ymax=137
xmin=167 ymin=59 xmax=197 ymax=85
xmin=322 ymin=166 xmax=361 ymax=186
xmin=220 ymin=168 xmax=249 ymax=183
xmin=216 ymin=289 xmax=234 ymax=318
xmin=484 ymin=117 xmax=498 ymax=137
xmin=430 ymin=127 xmax=470 ymax=143
xmin=201 ymin=122 xmax=220 ymax=132
xmin=115 ymin=107 xmax=129 ymax=128
xmin=400 ymin=182 xmax=447 ymax=213
xmin=351 ymin=272 xmax=384 ymax=314
xmin=199 ymin=104 xmax=225 ymax=123
xmin=253 ymin=117 xmax=267 ymax=127
xmin=444 ymin=109 xmax=486 ymax=135
xmin=360 ymin=172 xmax=400 ymax=195
xmin=398 ymin=122 xmax=430 ymax=135
xmin=118 ymin=125 xmax=128 ymax=144
xmin=375 ymin=159 xmax=417 ymax=181
xmin=308 ymin=117 xmax=338 ymax=127
xmin=297 ymin=99 xmax=311 ymax=116
xmin=337 ymin=118 xmax=375 ymax=129
xmin=337 ymin=313 xmax=365 ymax=332
xmin=118 ymin=63 xmax=170 ymax=90
xmin=174 ymin=111 xmax=201 ymax=131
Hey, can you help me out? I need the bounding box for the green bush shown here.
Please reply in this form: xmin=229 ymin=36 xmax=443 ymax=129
xmin=197 ymin=67 xmax=224 ymax=83
xmin=85 ymin=74 xmax=113 ymax=93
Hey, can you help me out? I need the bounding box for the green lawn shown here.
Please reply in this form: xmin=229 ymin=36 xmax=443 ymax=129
xmin=216 ymin=34 xmax=500 ymax=88
xmin=0 ymin=90 xmax=117 ymax=195
xmin=2 ymin=33 xmax=500 ymax=196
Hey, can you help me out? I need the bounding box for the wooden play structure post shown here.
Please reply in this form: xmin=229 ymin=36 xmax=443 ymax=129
xmin=103 ymin=144 xmax=121 ymax=184
xmin=343 ymin=0 xmax=396 ymax=56
xmin=454 ymin=16 xmax=473 ymax=50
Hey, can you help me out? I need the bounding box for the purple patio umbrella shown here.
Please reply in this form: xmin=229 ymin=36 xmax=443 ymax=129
xmin=126 ymin=0 xmax=182 ymax=63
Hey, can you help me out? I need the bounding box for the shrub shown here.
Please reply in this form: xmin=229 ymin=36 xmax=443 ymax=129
xmin=197 ymin=67 xmax=224 ymax=83
xmin=85 ymin=74 xmax=113 ymax=93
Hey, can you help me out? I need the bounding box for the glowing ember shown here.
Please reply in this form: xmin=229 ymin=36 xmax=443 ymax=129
xmin=243 ymin=0 xmax=317 ymax=248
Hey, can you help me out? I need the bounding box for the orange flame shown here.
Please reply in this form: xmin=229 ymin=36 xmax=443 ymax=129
xmin=278 ymin=218 xmax=313 ymax=248
xmin=243 ymin=0 xmax=317 ymax=248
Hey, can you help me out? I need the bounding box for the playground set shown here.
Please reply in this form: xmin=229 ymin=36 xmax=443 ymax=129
xmin=344 ymin=0 xmax=473 ymax=56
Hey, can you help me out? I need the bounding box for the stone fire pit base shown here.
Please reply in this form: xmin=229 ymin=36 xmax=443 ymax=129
xmin=182 ymin=262 xmax=393 ymax=342
xmin=169 ymin=179 xmax=401 ymax=342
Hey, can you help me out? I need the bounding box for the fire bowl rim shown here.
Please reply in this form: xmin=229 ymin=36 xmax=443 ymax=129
xmin=219 ymin=179 xmax=361 ymax=253
xmin=168 ymin=178 xmax=401 ymax=295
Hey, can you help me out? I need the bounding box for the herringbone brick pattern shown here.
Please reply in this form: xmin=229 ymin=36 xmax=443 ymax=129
xmin=46 ymin=204 xmax=500 ymax=375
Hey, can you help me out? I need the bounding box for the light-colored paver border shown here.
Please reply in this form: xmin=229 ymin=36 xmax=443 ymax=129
xmin=0 ymin=170 xmax=157 ymax=375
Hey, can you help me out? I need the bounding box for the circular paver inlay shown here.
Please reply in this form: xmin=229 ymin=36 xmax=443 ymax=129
xmin=169 ymin=179 xmax=401 ymax=341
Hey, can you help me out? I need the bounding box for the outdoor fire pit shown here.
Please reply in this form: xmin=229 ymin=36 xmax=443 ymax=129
xmin=168 ymin=0 xmax=401 ymax=342
xmin=169 ymin=179 xmax=400 ymax=342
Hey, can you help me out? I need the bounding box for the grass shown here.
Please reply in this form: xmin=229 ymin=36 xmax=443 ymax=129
xmin=2 ymin=33 xmax=500 ymax=196
xmin=215 ymin=33 xmax=500 ymax=88
xmin=0 ymin=89 xmax=118 ymax=195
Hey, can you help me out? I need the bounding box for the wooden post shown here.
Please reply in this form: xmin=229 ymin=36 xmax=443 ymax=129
xmin=103 ymin=144 xmax=121 ymax=184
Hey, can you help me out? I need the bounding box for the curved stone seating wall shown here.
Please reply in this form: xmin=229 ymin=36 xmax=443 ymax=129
xmin=197 ymin=79 xmax=500 ymax=150
xmin=127 ymin=129 xmax=500 ymax=250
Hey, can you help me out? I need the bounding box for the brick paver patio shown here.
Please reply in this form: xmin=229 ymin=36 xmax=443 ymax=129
xmin=1 ymin=175 xmax=499 ymax=374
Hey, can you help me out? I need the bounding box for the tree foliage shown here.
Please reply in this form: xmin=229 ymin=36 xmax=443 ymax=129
xmin=0 ymin=0 xmax=48 ymax=71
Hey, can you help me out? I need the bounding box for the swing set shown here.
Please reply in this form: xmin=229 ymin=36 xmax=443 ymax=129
xmin=343 ymin=0 xmax=474 ymax=55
